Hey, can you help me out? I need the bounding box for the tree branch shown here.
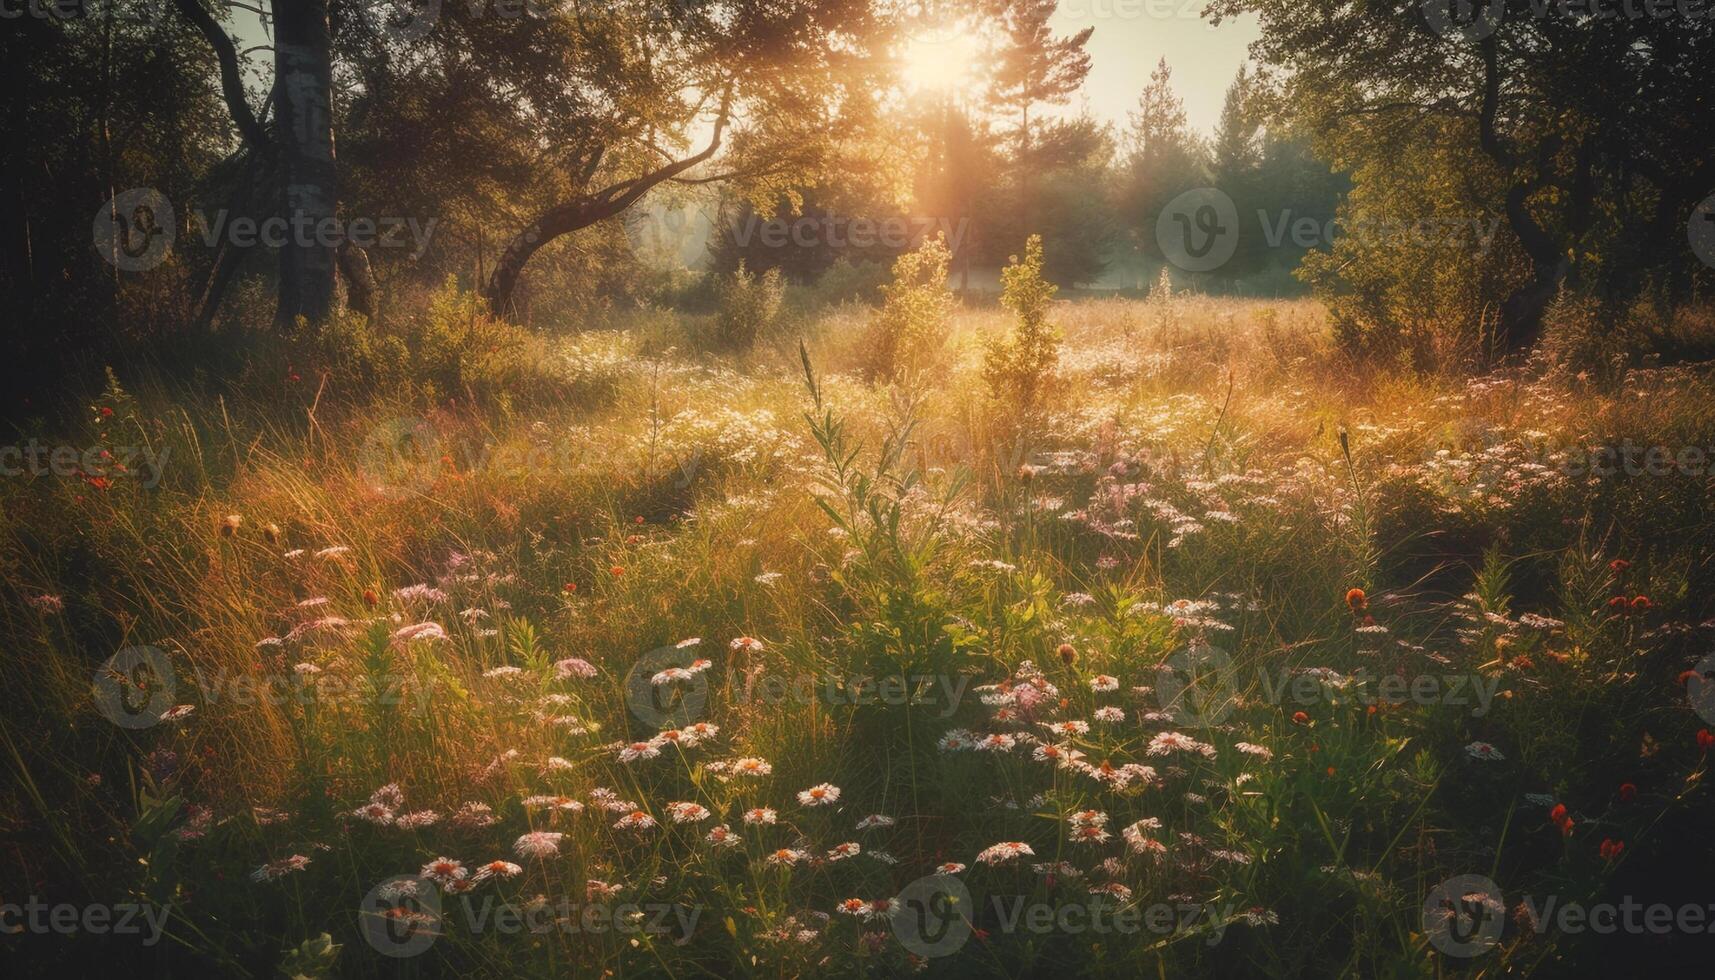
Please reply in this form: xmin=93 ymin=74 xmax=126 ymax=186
xmin=172 ymin=0 xmax=271 ymax=151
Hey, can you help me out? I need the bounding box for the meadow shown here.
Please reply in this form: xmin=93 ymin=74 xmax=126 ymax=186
xmin=4 ymin=280 xmax=1715 ymax=977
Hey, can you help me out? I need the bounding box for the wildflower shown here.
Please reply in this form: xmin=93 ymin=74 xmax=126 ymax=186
xmin=938 ymin=730 xmax=977 ymax=751
xmin=1465 ymin=741 xmax=1505 ymax=761
xmin=452 ymin=802 xmax=499 ymax=829
xmin=1609 ymin=559 xmax=1631 ymax=573
xmin=827 ymin=842 xmax=861 ymax=861
xmin=706 ymin=824 xmax=742 ymax=848
xmin=936 ymin=862 xmax=966 ymax=875
xmin=1699 ymin=729 xmax=1715 ymax=753
xmin=618 ymin=741 xmax=661 ymax=763
xmin=975 ymin=842 xmax=1034 ymax=865
xmin=743 ymin=807 xmax=778 ymax=825
xmin=1630 ymin=595 xmax=1652 ymax=613
xmin=390 ymin=622 xmax=449 ymax=645
xmin=730 ymin=636 xmax=765 ymax=653
xmin=394 ymin=810 xmax=440 ymax=830
xmin=250 ymin=855 xmax=309 ymax=881
xmin=370 ymin=783 xmax=406 ymax=809
xmin=473 ymin=860 xmax=522 ymax=882
xmin=610 ymin=566 xmax=625 ymax=577
xmin=1291 ymin=711 xmax=1310 ymax=726
xmin=1057 ymin=643 xmax=1078 ymax=665
xmin=27 ymin=594 xmax=64 ymax=615
xmin=614 ymin=810 xmax=657 ymax=831
xmin=855 ymin=814 xmax=896 ymax=830
xmin=562 ymin=582 xmax=578 ymax=594
xmin=732 ymin=757 xmax=773 ymax=777
xmin=1089 ymin=675 xmax=1119 ymax=692
xmin=1234 ymin=742 xmax=1273 ymax=760
xmin=554 ymin=657 xmax=597 ymax=680
xmin=1599 ymin=838 xmax=1625 ymax=861
xmin=220 ymin=514 xmax=242 ymax=537
xmin=522 ymin=795 xmax=584 ymax=813
xmin=652 ymin=667 xmax=694 ymax=686
xmin=1345 ymin=588 xmax=1368 ymax=612
xmin=1146 ymin=731 xmax=1216 ymax=758
xmin=797 ymin=783 xmax=841 ymax=806
xmin=837 ymin=898 xmax=869 ymax=917
xmin=667 ymin=802 xmax=711 ymax=824
xmin=420 ymin=857 xmax=466 ymax=885
xmin=1618 ymin=782 xmax=1638 ymax=802
xmin=1121 ymin=818 xmax=1164 ymax=856
xmin=1041 ymin=720 xmax=1089 ymax=738
xmin=513 ymin=831 xmax=565 ymax=859
xmin=353 ymin=803 xmax=395 ymax=825
xmin=362 ymin=588 xmax=379 ymax=608
xmin=1548 ymin=803 xmax=1574 ymax=836
xmin=159 ymin=704 xmax=196 ymax=723
xmin=392 ymin=584 xmax=449 ymax=606
xmin=976 ymin=733 xmax=1017 ymax=752
xmin=767 ymin=848 xmax=806 ymax=867
xmin=587 ymin=880 xmax=622 ymax=901
xmin=1093 ymin=706 xmax=1125 ymax=723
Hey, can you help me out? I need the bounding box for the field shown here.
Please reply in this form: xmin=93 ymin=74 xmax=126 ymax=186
xmin=5 ymin=293 xmax=1715 ymax=976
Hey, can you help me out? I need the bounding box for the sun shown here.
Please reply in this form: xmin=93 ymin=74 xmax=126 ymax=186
xmin=900 ymin=30 xmax=981 ymax=97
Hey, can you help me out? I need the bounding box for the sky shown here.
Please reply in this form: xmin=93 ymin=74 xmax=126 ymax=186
xmin=1052 ymin=3 xmax=1260 ymax=137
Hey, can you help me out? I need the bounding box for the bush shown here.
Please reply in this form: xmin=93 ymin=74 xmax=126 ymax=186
xmin=982 ymin=235 xmax=1062 ymax=411
xmin=863 ymin=237 xmax=953 ymax=382
xmin=712 ymin=262 xmax=783 ymax=353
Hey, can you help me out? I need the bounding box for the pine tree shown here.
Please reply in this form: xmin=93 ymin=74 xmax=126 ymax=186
xmin=984 ymin=0 xmax=1093 ymax=236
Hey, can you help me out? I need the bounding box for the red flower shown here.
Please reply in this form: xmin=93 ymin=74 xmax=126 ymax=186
xmin=562 ymin=582 xmax=578 ymax=594
xmin=1630 ymin=595 xmax=1652 ymax=613
xmin=1678 ymin=670 xmax=1699 ymax=686
xmin=1697 ymin=729 xmax=1715 ymax=753
xmin=1549 ymin=803 xmax=1567 ymax=823
xmin=1345 ymin=588 xmax=1368 ymax=612
xmin=1599 ymin=838 xmax=1624 ymax=861
xmin=610 ymin=566 xmax=625 ymax=577
xmin=1608 ymin=559 xmax=1631 ymax=573
xmin=1607 ymin=596 xmax=1629 ymax=613
xmin=1618 ymin=782 xmax=1638 ymax=802
xmin=1292 ymin=711 xmax=1310 ymax=726
xmin=634 ymin=515 xmax=645 ymax=525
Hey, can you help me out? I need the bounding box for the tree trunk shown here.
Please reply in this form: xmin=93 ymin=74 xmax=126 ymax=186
xmin=337 ymin=242 xmax=378 ymax=321
xmin=272 ymin=0 xmax=337 ymax=326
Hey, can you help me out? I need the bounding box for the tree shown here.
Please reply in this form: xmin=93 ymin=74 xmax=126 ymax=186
xmin=173 ymin=0 xmax=342 ymax=326
xmin=1208 ymin=0 xmax=1715 ymax=350
xmin=983 ymin=0 xmax=1092 ymax=235
xmin=1117 ymin=59 xmax=1208 ymax=274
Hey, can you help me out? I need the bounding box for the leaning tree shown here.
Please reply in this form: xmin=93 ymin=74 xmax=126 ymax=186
xmin=174 ymin=0 xmax=894 ymax=323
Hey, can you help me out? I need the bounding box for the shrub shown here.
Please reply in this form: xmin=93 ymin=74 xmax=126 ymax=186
xmin=712 ymin=262 xmax=783 ymax=352
xmin=863 ymin=236 xmax=953 ymax=381
xmin=982 ymin=235 xmax=1062 ymax=411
